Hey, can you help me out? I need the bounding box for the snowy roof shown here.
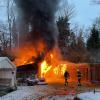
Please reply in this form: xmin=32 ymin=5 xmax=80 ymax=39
xmin=0 ymin=57 xmax=16 ymax=69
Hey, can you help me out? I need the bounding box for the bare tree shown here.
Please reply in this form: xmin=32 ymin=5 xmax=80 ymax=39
xmin=0 ymin=22 xmax=9 ymax=51
xmin=57 ymin=0 xmax=75 ymax=20
xmin=6 ymin=0 xmax=17 ymax=49
xmin=69 ymin=29 xmax=89 ymax=63
xmin=0 ymin=0 xmax=17 ymax=49
xmin=57 ymin=0 xmax=77 ymax=61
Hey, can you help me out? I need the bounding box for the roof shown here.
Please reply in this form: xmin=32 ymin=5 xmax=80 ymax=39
xmin=17 ymin=63 xmax=38 ymax=72
xmin=0 ymin=57 xmax=16 ymax=69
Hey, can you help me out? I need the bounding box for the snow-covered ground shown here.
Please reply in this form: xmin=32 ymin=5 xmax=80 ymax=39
xmin=78 ymin=91 xmax=100 ymax=100
xmin=0 ymin=85 xmax=74 ymax=100
xmin=0 ymin=86 xmax=45 ymax=100
xmin=1 ymin=85 xmax=100 ymax=100
xmin=42 ymin=95 xmax=74 ymax=100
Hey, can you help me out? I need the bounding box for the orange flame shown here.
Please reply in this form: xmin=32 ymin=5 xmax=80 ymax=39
xmin=13 ymin=43 xmax=89 ymax=83
xmin=13 ymin=41 xmax=45 ymax=66
xmin=41 ymin=60 xmax=52 ymax=77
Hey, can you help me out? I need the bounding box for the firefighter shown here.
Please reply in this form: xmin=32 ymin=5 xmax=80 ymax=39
xmin=64 ymin=70 xmax=69 ymax=86
xmin=77 ymin=69 xmax=82 ymax=86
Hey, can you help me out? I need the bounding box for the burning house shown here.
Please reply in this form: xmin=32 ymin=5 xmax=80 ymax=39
xmin=14 ymin=0 xmax=60 ymax=80
xmin=13 ymin=0 xmax=100 ymax=84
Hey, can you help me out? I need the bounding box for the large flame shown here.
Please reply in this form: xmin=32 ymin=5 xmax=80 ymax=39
xmin=13 ymin=44 xmax=89 ymax=83
xmin=40 ymin=59 xmax=67 ymax=78
xmin=40 ymin=50 xmax=69 ymax=82
xmin=41 ymin=60 xmax=52 ymax=77
xmin=13 ymin=41 xmax=45 ymax=66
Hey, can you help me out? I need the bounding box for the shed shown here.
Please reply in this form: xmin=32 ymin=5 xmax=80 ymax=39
xmin=0 ymin=57 xmax=16 ymax=88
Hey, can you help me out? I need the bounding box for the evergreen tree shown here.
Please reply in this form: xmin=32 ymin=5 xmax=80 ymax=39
xmin=57 ymin=16 xmax=74 ymax=58
xmin=57 ymin=17 xmax=88 ymax=63
xmin=87 ymin=25 xmax=100 ymax=50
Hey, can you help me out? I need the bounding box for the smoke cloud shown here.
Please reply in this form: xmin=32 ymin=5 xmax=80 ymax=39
xmin=15 ymin=0 xmax=59 ymax=52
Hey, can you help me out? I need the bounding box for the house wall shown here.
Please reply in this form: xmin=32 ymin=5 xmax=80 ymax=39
xmin=43 ymin=63 xmax=90 ymax=83
xmin=75 ymin=63 xmax=100 ymax=83
xmin=67 ymin=66 xmax=89 ymax=82
xmin=0 ymin=69 xmax=16 ymax=87
xmin=89 ymin=64 xmax=100 ymax=83
xmin=16 ymin=63 xmax=100 ymax=84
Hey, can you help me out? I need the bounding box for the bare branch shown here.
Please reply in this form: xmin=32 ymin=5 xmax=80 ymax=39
xmin=58 ymin=0 xmax=75 ymax=20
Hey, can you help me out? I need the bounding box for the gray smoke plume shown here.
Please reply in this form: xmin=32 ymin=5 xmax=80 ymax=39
xmin=15 ymin=0 xmax=59 ymax=52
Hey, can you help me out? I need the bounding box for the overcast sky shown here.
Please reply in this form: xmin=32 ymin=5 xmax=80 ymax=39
xmin=0 ymin=0 xmax=8 ymax=24
xmin=66 ymin=0 xmax=100 ymax=27
xmin=0 ymin=0 xmax=100 ymax=28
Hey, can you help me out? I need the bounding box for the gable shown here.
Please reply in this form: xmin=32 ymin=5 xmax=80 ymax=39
xmin=0 ymin=57 xmax=16 ymax=69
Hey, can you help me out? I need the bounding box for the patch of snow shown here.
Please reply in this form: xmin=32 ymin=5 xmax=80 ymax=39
xmin=0 ymin=85 xmax=75 ymax=100
xmin=78 ymin=91 xmax=100 ymax=100
xmin=0 ymin=86 xmax=46 ymax=100
xmin=42 ymin=95 xmax=74 ymax=100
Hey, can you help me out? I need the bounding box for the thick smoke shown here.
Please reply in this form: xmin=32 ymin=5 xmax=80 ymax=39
xmin=15 ymin=0 xmax=59 ymax=52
